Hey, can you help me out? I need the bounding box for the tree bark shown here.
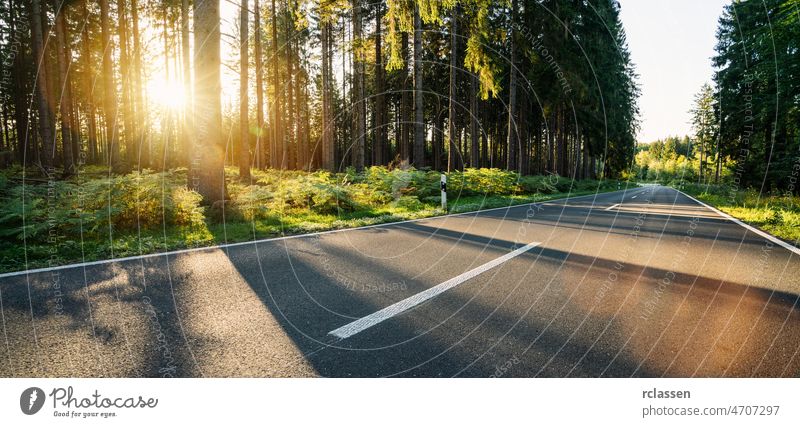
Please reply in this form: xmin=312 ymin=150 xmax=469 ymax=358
xmin=192 ymin=0 xmax=226 ymax=204
xmin=447 ymin=6 xmax=458 ymax=172
xmin=99 ymin=0 xmax=119 ymax=168
xmin=270 ymin=0 xmax=283 ymax=169
xmin=254 ymin=0 xmax=265 ymax=169
xmin=506 ymin=0 xmax=519 ymax=172
xmin=470 ymin=73 xmax=479 ymax=168
xmin=180 ymin=0 xmax=191 ymax=170
xmin=351 ymin=0 xmax=366 ymax=170
xmin=286 ymin=0 xmax=297 ymax=170
xmin=129 ymin=0 xmax=146 ymax=167
xmin=30 ymin=0 xmax=54 ymax=170
xmin=399 ymin=31 xmax=410 ymax=166
xmin=9 ymin=0 xmax=30 ymax=164
xmin=117 ymin=0 xmax=133 ymax=166
xmin=320 ymin=20 xmax=334 ymax=171
xmin=239 ymin=0 xmax=251 ymax=180
xmin=412 ymin=4 xmax=425 ymax=168
xmin=53 ymin=0 xmax=75 ymax=176
xmin=373 ymin=2 xmax=386 ymax=167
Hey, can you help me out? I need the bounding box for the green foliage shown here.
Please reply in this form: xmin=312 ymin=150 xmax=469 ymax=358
xmin=393 ymin=195 xmax=424 ymax=210
xmin=448 ymin=168 xmax=520 ymax=195
xmin=0 ymin=170 xmax=205 ymax=243
xmin=227 ymin=184 xmax=273 ymax=221
xmin=713 ymin=0 xmax=799 ymax=191
xmin=680 ymin=183 xmax=800 ymax=243
xmin=518 ymin=175 xmax=558 ymax=194
xmin=0 ymin=166 xmax=631 ymax=273
xmin=632 ymin=135 xmax=735 ymax=184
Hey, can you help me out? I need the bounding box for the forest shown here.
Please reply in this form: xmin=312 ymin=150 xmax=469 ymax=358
xmin=0 ymin=0 xmax=640 ymax=271
xmin=1 ymin=0 xmax=797 ymax=271
xmin=712 ymin=0 xmax=799 ymax=193
xmin=0 ymin=0 xmax=639 ymax=201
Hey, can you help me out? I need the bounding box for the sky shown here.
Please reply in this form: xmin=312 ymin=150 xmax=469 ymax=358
xmin=618 ymin=0 xmax=729 ymax=143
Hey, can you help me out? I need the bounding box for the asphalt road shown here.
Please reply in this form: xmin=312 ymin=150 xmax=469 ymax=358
xmin=1 ymin=185 xmax=798 ymax=377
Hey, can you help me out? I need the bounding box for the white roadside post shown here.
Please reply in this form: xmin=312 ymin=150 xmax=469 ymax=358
xmin=440 ymin=174 xmax=447 ymax=211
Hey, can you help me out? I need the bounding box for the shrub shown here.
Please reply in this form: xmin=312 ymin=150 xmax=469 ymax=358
xmin=0 ymin=170 xmax=205 ymax=243
xmin=361 ymin=166 xmax=439 ymax=199
xmin=518 ymin=175 xmax=558 ymax=194
xmin=393 ymin=195 xmax=424 ymax=211
xmin=270 ymin=172 xmax=362 ymax=214
xmin=349 ymin=183 xmax=393 ymax=206
xmin=447 ymin=168 xmax=520 ymax=195
xmin=228 ymin=183 xmax=273 ymax=221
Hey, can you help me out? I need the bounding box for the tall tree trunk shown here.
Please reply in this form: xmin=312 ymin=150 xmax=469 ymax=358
xmin=470 ymin=73 xmax=479 ymax=168
xmin=41 ymin=3 xmax=58 ymax=158
xmin=254 ymin=0 xmax=265 ymax=169
xmin=301 ymin=75 xmax=311 ymax=169
xmin=714 ymin=138 xmax=721 ymax=183
xmin=30 ymin=0 xmax=54 ymax=170
xmin=399 ymin=31 xmax=410 ymax=166
xmin=65 ymin=22 xmax=80 ymax=166
xmin=0 ymin=101 xmax=7 ymax=151
xmin=480 ymin=99 xmax=488 ymax=168
xmin=519 ymin=96 xmax=529 ymax=175
xmin=534 ymin=123 xmax=541 ymax=174
xmin=99 ymin=0 xmax=119 ymax=168
xmin=180 ymin=0 xmax=191 ymax=169
xmin=351 ymin=0 xmax=365 ymax=170
xmin=193 ymin=0 xmax=226 ymax=204
xmin=117 ymin=0 xmax=133 ymax=166
xmin=239 ymin=0 xmax=251 ymax=180
xmin=53 ymin=0 xmax=74 ymax=176
xmin=270 ymin=0 xmax=283 ymax=169
xmin=547 ymin=111 xmax=554 ymax=172
xmin=161 ymin=13 xmax=172 ymax=168
xmin=296 ymin=68 xmax=307 ymax=169
xmin=286 ymin=1 xmax=296 ymax=170
xmin=433 ymin=105 xmax=444 ymax=171
xmin=373 ymin=2 xmax=386 ymax=166
xmin=557 ymin=107 xmax=566 ymax=175
xmin=699 ymin=135 xmax=705 ymax=183
xmin=574 ymin=131 xmax=581 ymax=179
xmin=412 ymin=4 xmax=425 ymax=168
xmin=447 ymin=6 xmax=458 ymax=172
xmin=130 ymin=0 xmax=146 ymax=167
xmin=506 ymin=0 xmax=518 ymax=172
xmin=10 ymin=0 xmax=30 ymax=164
xmin=320 ymin=20 xmax=334 ymax=171
xmin=0 ymin=102 xmax=7 ymax=152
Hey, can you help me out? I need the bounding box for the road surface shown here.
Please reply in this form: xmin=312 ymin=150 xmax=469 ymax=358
xmin=1 ymin=185 xmax=798 ymax=377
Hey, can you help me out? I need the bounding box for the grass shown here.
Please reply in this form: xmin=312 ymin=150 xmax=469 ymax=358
xmin=675 ymin=182 xmax=800 ymax=245
xmin=0 ymin=166 xmax=631 ymax=273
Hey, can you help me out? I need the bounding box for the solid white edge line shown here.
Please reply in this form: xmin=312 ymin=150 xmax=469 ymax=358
xmin=328 ymin=241 xmax=542 ymax=339
xmin=0 ymin=188 xmax=631 ymax=279
xmin=675 ymin=187 xmax=800 ymax=257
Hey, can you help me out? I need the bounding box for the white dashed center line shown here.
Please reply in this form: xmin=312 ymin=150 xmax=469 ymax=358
xmin=328 ymin=241 xmax=542 ymax=339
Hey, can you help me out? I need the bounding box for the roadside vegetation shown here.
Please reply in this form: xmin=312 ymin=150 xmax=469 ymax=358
xmin=0 ymin=166 xmax=629 ymax=273
xmin=676 ymin=183 xmax=800 ymax=245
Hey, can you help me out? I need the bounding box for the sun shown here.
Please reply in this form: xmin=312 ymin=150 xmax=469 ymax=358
xmin=147 ymin=78 xmax=186 ymax=110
